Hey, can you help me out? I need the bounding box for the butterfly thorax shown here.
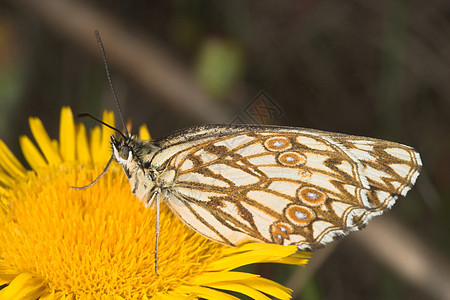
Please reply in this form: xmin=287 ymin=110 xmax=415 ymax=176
xmin=111 ymin=135 xmax=162 ymax=205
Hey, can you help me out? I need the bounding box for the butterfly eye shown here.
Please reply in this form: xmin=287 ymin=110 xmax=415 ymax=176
xmin=119 ymin=145 xmax=131 ymax=160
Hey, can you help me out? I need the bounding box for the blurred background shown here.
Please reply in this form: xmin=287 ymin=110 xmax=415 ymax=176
xmin=1 ymin=0 xmax=449 ymax=299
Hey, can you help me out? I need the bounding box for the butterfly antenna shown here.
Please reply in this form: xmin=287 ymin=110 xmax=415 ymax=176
xmin=75 ymin=113 xmax=127 ymax=140
xmin=70 ymin=156 xmax=114 ymax=190
xmin=94 ymin=30 xmax=130 ymax=137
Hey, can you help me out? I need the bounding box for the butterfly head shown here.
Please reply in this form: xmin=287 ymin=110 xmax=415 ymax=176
xmin=110 ymin=134 xmax=145 ymax=179
xmin=111 ymin=135 xmax=134 ymax=165
xmin=110 ymin=134 xmax=161 ymax=204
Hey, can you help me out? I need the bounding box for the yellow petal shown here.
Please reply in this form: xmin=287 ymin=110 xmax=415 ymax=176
xmin=0 ymin=140 xmax=26 ymax=178
xmin=269 ymin=255 xmax=310 ymax=266
xmin=0 ymin=266 xmax=18 ymax=285
xmin=59 ymin=107 xmax=75 ymax=162
xmin=177 ymin=285 xmax=239 ymax=300
xmin=100 ymin=111 xmax=115 ymax=160
xmin=19 ymin=136 xmax=47 ymax=171
xmin=89 ymin=126 xmax=101 ymax=163
xmin=206 ymin=282 xmax=271 ymax=300
xmin=241 ymin=277 xmax=292 ymax=300
xmin=75 ymin=123 xmax=91 ymax=164
xmin=208 ymin=244 xmax=299 ymax=271
xmin=190 ymin=271 xmax=259 ymax=285
xmin=29 ymin=117 xmax=61 ymax=165
xmin=51 ymin=140 xmax=59 ymax=155
xmin=0 ymin=273 xmax=46 ymax=300
xmin=139 ymin=124 xmax=151 ymax=140
xmin=0 ymin=172 xmax=15 ymax=187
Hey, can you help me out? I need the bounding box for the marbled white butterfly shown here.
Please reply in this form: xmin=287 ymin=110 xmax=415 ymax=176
xmin=81 ymin=31 xmax=422 ymax=274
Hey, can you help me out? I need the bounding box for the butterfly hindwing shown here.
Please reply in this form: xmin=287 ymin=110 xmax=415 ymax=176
xmin=149 ymin=125 xmax=422 ymax=250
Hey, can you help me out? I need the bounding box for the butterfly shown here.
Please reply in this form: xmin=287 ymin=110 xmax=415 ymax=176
xmin=85 ymin=30 xmax=422 ymax=274
xmin=110 ymin=124 xmax=422 ymax=254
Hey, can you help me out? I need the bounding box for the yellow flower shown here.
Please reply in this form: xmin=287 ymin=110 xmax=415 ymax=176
xmin=0 ymin=107 xmax=310 ymax=299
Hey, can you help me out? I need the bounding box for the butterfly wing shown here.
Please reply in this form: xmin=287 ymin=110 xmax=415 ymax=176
xmin=152 ymin=125 xmax=422 ymax=250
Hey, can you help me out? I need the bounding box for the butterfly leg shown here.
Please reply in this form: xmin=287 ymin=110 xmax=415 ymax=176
xmin=70 ymin=156 xmax=114 ymax=190
xmin=154 ymin=192 xmax=161 ymax=275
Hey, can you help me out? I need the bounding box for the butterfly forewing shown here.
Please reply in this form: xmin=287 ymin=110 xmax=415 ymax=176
xmin=148 ymin=125 xmax=422 ymax=250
